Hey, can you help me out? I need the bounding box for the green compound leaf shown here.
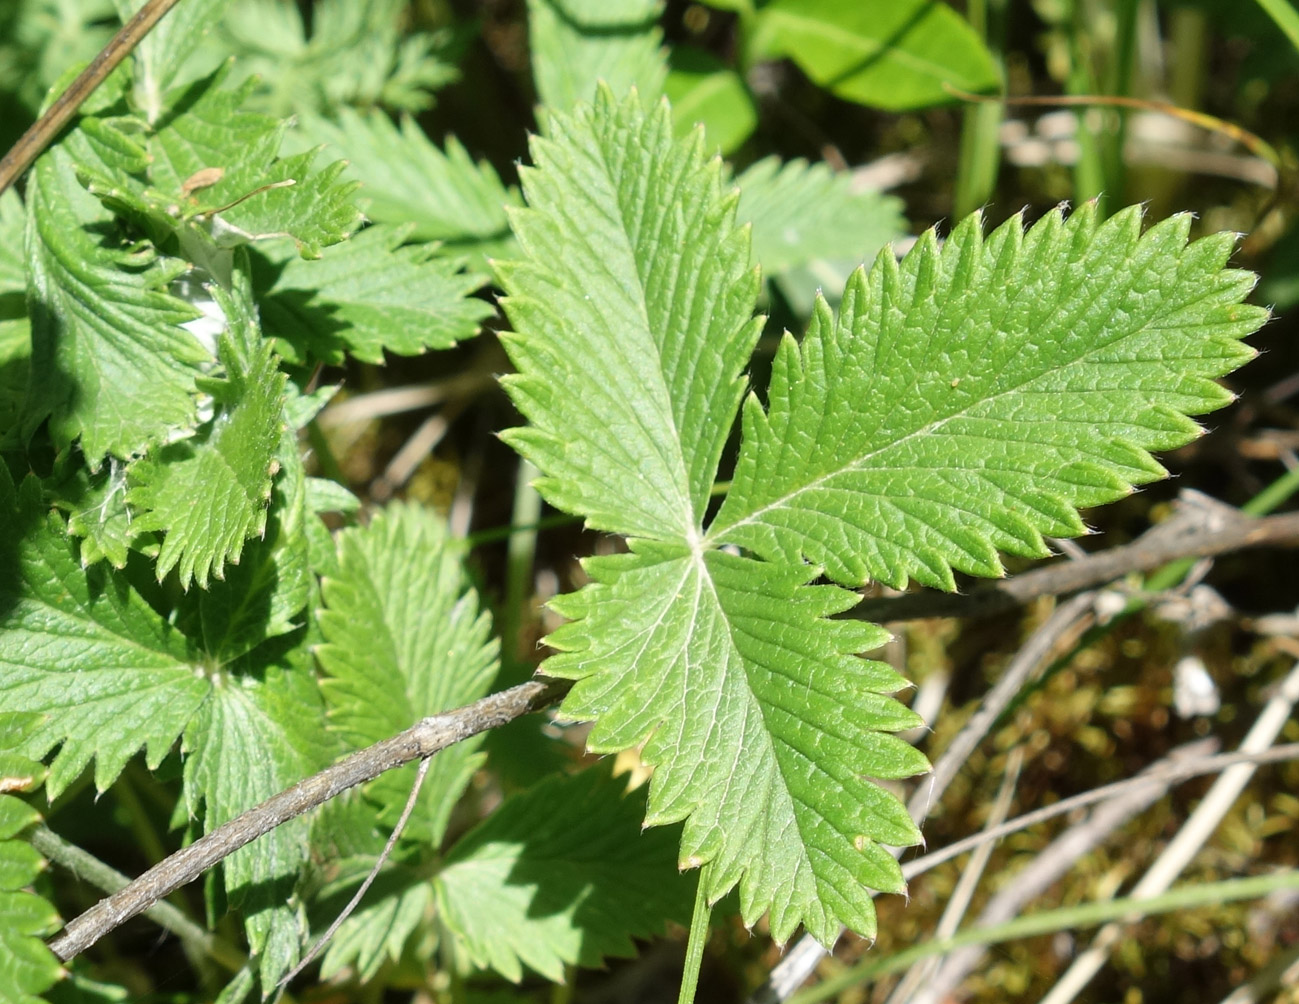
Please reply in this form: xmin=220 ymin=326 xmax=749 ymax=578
xmin=25 ymin=138 xmax=207 ymax=463
xmin=528 ymin=0 xmax=667 ymax=115
xmin=0 ymin=468 xmax=210 ymax=798
xmin=747 ymin=0 xmax=999 ymax=111
xmin=253 ymin=224 xmax=494 ymax=366
xmin=128 ymin=278 xmax=287 ymax=589
xmin=435 ymin=766 xmax=695 ymax=982
xmin=182 ymin=636 xmax=332 ymax=988
xmin=544 ymin=544 xmax=923 ymax=944
xmin=299 ymin=108 xmax=517 ymax=260
xmin=316 ymin=503 xmax=498 ymax=844
xmin=496 ymin=89 xmax=762 ymax=542
xmin=711 ymin=206 xmax=1266 ymax=591
xmin=496 ymin=89 xmax=924 ymax=945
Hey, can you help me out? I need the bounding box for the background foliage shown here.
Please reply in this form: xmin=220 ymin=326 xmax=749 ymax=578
xmin=0 ymin=1 xmax=1297 ymax=1003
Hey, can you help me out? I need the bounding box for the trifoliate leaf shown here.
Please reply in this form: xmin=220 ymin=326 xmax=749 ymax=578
xmin=253 ymin=224 xmax=493 ymax=366
xmin=0 ymin=468 xmax=210 ymax=798
xmin=735 ymin=156 xmax=905 ymax=279
xmin=182 ymin=633 xmax=331 ymax=988
xmin=746 ymin=0 xmax=999 ymax=111
xmin=316 ymin=503 xmax=498 ymax=844
xmin=297 ymin=109 xmax=517 ymax=261
xmin=25 ymin=138 xmax=208 ymax=463
xmin=544 ymin=543 xmax=923 ymax=943
xmin=435 ymin=766 xmax=695 ymax=982
xmin=496 ymin=90 xmax=762 ymax=541
xmin=711 ymin=206 xmax=1265 ymax=591
xmin=527 ymin=0 xmax=667 ymax=114
xmin=128 ymin=276 xmax=287 ymax=588
xmin=496 ymin=89 xmax=926 ymax=945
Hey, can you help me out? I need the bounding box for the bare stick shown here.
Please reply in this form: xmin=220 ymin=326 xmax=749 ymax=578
xmin=29 ymin=824 xmax=248 ymax=973
xmin=0 ymin=0 xmax=185 ymax=196
xmin=47 ymin=677 xmax=571 ymax=962
xmin=910 ymin=592 xmax=1097 ymax=818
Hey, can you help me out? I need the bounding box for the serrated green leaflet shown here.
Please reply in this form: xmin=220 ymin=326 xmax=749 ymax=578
xmin=497 ymin=91 xmax=762 ymax=541
xmin=545 ymin=543 xmax=923 ymax=943
xmin=435 ymin=766 xmax=694 ymax=982
xmin=190 ymin=429 xmax=310 ymax=661
xmin=253 ymin=224 xmax=493 ymax=365
xmin=711 ymin=206 xmax=1264 ymax=590
xmin=128 ymin=277 xmax=286 ymax=588
xmin=72 ymin=66 xmax=362 ymax=259
xmin=299 ymin=109 xmax=517 ymax=260
xmin=496 ymin=90 xmax=1266 ymax=944
xmin=25 ymin=140 xmax=207 ymax=463
xmin=0 ymin=469 xmax=209 ymax=797
xmin=51 ymin=458 xmax=134 ymax=568
xmin=316 ymin=503 xmax=498 ymax=844
xmin=528 ymin=0 xmax=667 ymax=114
xmin=0 ymin=890 xmax=61 ymax=1001
xmin=182 ymin=636 xmax=332 ymax=988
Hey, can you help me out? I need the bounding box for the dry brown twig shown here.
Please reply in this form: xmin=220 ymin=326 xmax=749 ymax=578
xmin=0 ymin=0 xmax=185 ymax=196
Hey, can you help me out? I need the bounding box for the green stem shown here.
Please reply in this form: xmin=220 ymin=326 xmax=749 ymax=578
xmin=1104 ymin=0 xmax=1139 ymax=203
xmin=500 ymin=459 xmax=542 ymax=674
xmin=790 ymin=870 xmax=1299 ymax=1003
xmin=953 ymin=0 xmax=1007 ymax=218
xmin=678 ymin=868 xmax=713 ymax=1004
xmin=1067 ymin=1 xmax=1106 ymax=208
